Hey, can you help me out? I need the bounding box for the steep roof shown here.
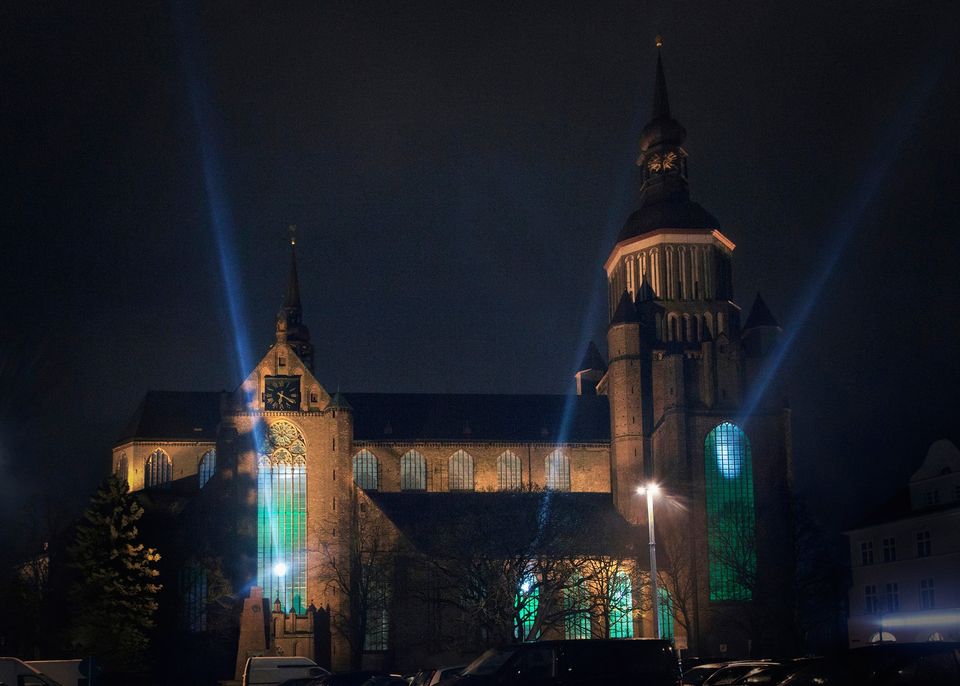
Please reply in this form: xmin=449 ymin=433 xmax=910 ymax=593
xmin=347 ymin=392 xmax=610 ymax=443
xmin=369 ymin=491 xmax=641 ymax=559
xmin=744 ymin=292 xmax=781 ymax=330
xmin=118 ymin=391 xmax=222 ymax=442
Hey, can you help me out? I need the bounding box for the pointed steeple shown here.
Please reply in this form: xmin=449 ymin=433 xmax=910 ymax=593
xmin=652 ymin=39 xmax=671 ymax=121
xmin=275 ymin=226 xmax=314 ymax=371
xmin=635 ymin=274 xmax=657 ymax=303
xmin=578 ymin=341 xmax=607 ymax=374
xmin=283 ymin=225 xmax=302 ymax=322
xmin=609 ymin=290 xmax=640 ymax=326
xmin=744 ymin=292 xmax=781 ymax=330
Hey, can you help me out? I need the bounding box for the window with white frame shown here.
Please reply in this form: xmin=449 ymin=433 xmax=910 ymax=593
xmin=885 ymin=582 xmax=899 ymax=612
xmin=882 ymin=537 xmax=896 ymax=562
xmin=860 ymin=541 xmax=874 ymax=565
xmin=864 ymin=585 xmax=879 ymax=613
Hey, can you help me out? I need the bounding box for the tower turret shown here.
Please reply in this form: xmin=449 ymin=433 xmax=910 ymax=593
xmin=279 ymin=226 xmax=314 ymax=371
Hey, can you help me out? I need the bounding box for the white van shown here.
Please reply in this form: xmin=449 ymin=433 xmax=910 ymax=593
xmin=0 ymin=657 xmax=63 ymax=686
xmin=241 ymin=656 xmax=328 ymax=686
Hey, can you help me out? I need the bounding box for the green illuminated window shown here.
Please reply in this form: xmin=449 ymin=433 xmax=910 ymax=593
xmin=514 ymin=574 xmax=539 ymax=640
xmin=145 ymin=449 xmax=172 ymax=488
xmin=658 ymin=587 xmax=674 ymax=640
xmin=545 ymin=450 xmax=570 ymax=491
xmin=198 ymin=449 xmax=216 ymax=489
xmin=564 ymin=574 xmax=591 ymax=639
xmin=498 ymin=451 xmax=522 ymax=490
xmin=704 ymin=422 xmax=756 ymax=601
xmin=257 ymin=421 xmax=307 ymax=614
xmin=400 ymin=450 xmax=426 ymax=491
xmin=609 ymin=571 xmax=633 ymax=638
xmin=353 ymin=449 xmax=379 ymax=490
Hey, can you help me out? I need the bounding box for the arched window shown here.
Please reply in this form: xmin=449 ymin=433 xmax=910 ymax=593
xmin=704 ymin=422 xmax=757 ymax=601
xmin=514 ymin=574 xmax=539 ymax=641
xmin=658 ymin=587 xmax=674 ymax=640
xmin=179 ymin=561 xmax=207 ymax=632
xmin=115 ymin=453 xmax=129 ymax=485
xmin=497 ymin=451 xmax=522 ymax=490
xmin=564 ymin=574 xmax=591 ymax=639
xmin=545 ymin=450 xmax=570 ymax=491
xmin=353 ymin=449 xmax=380 ymax=490
xmin=364 ymin=575 xmax=390 ymax=651
xmin=609 ymin=571 xmax=634 ymax=638
xmin=400 ymin=450 xmax=427 ymax=491
xmin=258 ymin=420 xmax=307 ymax=614
xmin=198 ymin=449 xmax=216 ymax=489
xmin=449 ymin=450 xmax=474 ymax=491
xmin=145 ymin=449 xmax=172 ymax=489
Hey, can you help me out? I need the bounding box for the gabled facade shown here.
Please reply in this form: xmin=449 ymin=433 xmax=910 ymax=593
xmin=113 ymin=45 xmax=796 ymax=676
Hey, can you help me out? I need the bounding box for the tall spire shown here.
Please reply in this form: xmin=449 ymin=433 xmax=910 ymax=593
xmin=652 ymin=36 xmax=671 ymax=121
xmin=284 ymin=225 xmax=302 ymax=317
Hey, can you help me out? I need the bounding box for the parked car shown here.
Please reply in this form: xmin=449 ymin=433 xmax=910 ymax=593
xmin=315 ymin=671 xmax=388 ymax=686
xmin=702 ymin=661 xmax=774 ymax=686
xmin=682 ymin=662 xmax=728 ymax=685
xmin=426 ymin=665 xmax=465 ymax=685
xmin=777 ymin=642 xmax=960 ymax=685
xmin=443 ymin=639 xmax=680 ymax=686
xmin=242 ymin=656 xmax=329 ymax=686
xmin=0 ymin=657 xmax=63 ymax=686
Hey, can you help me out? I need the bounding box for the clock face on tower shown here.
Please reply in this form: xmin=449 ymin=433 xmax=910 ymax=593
xmin=264 ymin=376 xmax=301 ymax=411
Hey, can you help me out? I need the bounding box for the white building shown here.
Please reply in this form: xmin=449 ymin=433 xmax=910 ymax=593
xmin=846 ymin=439 xmax=960 ymax=645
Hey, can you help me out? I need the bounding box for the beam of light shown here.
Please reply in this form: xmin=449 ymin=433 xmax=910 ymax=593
xmin=172 ymin=2 xmax=255 ymax=387
xmin=737 ymin=62 xmax=943 ymax=424
xmin=880 ymin=610 xmax=960 ymax=629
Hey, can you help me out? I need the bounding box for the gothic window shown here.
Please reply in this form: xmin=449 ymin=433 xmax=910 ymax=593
xmin=545 ymin=450 xmax=570 ymax=491
xmin=400 ymin=450 xmax=427 ymax=491
xmin=198 ymin=449 xmax=216 ymax=489
xmin=115 ymin=453 xmax=129 ymax=485
xmin=145 ymin=449 xmax=172 ymax=489
xmin=353 ymin=449 xmax=380 ymax=490
xmin=497 ymin=451 xmax=522 ymax=490
xmin=704 ymin=422 xmax=756 ymax=601
xmin=449 ymin=450 xmax=474 ymax=491
xmin=564 ymin=574 xmax=591 ymax=639
xmin=179 ymin=561 xmax=207 ymax=632
xmin=608 ymin=571 xmax=634 ymax=638
xmin=658 ymin=587 xmax=674 ymax=640
xmin=257 ymin=420 xmax=307 ymax=614
xmin=363 ymin=574 xmax=390 ymax=651
xmin=514 ymin=574 xmax=539 ymax=640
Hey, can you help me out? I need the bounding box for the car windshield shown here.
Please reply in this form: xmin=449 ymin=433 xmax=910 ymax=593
xmin=461 ymin=648 xmax=518 ymax=676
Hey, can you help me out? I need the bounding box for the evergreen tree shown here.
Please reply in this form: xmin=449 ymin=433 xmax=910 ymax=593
xmin=69 ymin=475 xmax=161 ymax=674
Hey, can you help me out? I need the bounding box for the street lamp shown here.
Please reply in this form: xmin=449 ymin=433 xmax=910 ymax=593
xmin=637 ymin=483 xmax=661 ymax=639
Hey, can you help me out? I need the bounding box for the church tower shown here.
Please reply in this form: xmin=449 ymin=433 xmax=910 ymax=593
xmin=601 ymin=41 xmax=795 ymax=656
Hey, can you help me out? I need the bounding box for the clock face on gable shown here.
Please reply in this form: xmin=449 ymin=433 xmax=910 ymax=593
xmin=264 ymin=376 xmax=301 ymax=411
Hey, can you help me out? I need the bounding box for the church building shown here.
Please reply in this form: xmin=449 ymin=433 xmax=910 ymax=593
xmin=113 ymin=47 xmax=795 ymax=677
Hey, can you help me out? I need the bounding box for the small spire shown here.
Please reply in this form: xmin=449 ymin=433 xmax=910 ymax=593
xmin=655 ymin=35 xmax=663 ymax=49
xmin=652 ymin=46 xmax=671 ymax=121
xmin=609 ymin=290 xmax=640 ymax=326
xmin=744 ymin=292 xmax=781 ymax=330
xmin=578 ymin=341 xmax=607 ymax=373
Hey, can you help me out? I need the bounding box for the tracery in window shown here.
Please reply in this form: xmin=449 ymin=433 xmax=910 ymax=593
xmin=198 ymin=449 xmax=216 ymax=489
xmin=545 ymin=450 xmax=570 ymax=491
xmin=449 ymin=450 xmax=474 ymax=491
xmin=400 ymin=450 xmax=427 ymax=491
xmin=353 ymin=449 xmax=380 ymax=490
xmin=497 ymin=451 xmax=522 ymax=490
xmin=145 ymin=449 xmax=172 ymax=489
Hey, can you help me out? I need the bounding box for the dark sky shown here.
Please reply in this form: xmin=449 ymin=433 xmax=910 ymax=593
xmin=2 ymin=1 xmax=959 ymax=548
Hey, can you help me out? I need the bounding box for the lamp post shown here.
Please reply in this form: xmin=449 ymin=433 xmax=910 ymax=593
xmin=637 ymin=483 xmax=661 ymax=639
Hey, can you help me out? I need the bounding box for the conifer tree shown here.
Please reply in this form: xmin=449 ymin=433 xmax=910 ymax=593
xmin=69 ymin=475 xmax=161 ymax=673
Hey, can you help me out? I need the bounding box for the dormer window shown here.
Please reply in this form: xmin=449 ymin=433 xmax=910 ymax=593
xmin=310 ymin=392 xmax=318 ymax=403
xmin=278 ymin=356 xmax=287 ymax=368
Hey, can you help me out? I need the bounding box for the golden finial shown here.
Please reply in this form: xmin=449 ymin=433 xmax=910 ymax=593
xmin=288 ymin=224 xmax=297 ymax=247
xmin=655 ymin=35 xmax=663 ymax=49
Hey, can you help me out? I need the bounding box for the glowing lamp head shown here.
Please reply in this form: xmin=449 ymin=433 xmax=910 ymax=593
xmin=637 ymin=482 xmax=661 ymax=497
xmin=273 ymin=562 xmax=288 ymax=577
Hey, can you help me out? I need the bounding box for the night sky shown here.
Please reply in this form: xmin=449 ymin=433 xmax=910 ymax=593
xmin=3 ymin=1 xmax=959 ymax=552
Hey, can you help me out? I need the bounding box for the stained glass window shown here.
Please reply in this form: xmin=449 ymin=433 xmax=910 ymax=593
xmin=145 ymin=449 xmax=172 ymax=489
xmin=564 ymin=574 xmax=591 ymax=639
xmin=545 ymin=450 xmax=570 ymax=491
xmin=704 ymin=422 xmax=756 ymax=601
xmin=400 ymin=450 xmax=426 ymax=491
xmin=449 ymin=450 xmax=474 ymax=491
xmin=198 ymin=449 xmax=216 ymax=489
xmin=514 ymin=574 xmax=539 ymax=640
xmin=609 ymin=571 xmax=634 ymax=638
xmin=353 ymin=449 xmax=379 ymax=490
xmin=658 ymin=587 xmax=674 ymax=640
xmin=257 ymin=420 xmax=307 ymax=614
xmin=498 ymin=451 xmax=522 ymax=490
